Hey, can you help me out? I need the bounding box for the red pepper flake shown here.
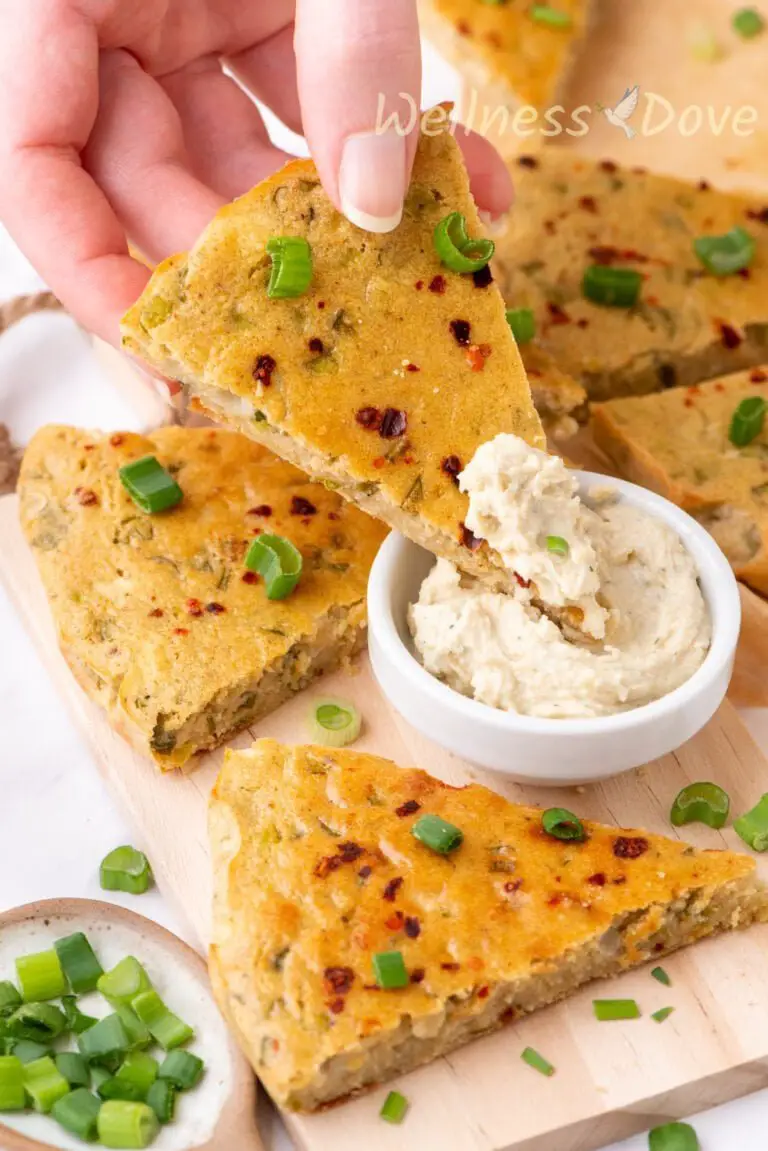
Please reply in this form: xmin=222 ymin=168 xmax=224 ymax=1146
xmin=738 ymin=267 xmax=752 ymax=280
xmin=441 ymin=962 xmax=460 ymax=972
xmin=291 ymin=495 xmax=317 ymax=516
xmin=472 ymin=264 xmax=493 ymax=289
xmin=410 ymin=968 xmax=426 ymax=984
xmin=750 ymin=369 xmax=768 ymax=382
xmin=328 ymin=998 xmax=345 ymax=1015
xmin=441 ymin=455 xmax=463 ymax=485
xmin=517 ymin=155 xmax=539 ymax=169
xmin=252 ymin=354 xmax=277 ymax=387
xmin=428 ymin=274 xmax=447 ymax=295
xmin=339 ymin=841 xmax=364 ymax=862
xmin=415 ymin=280 xmax=424 ymax=291
xmin=186 ymin=598 xmax=204 ymax=617
xmin=544 ymin=220 xmax=556 ymax=236
xmin=714 ymin=382 xmax=725 ymax=392
xmin=579 ymin=195 xmax=598 ymax=213
xmin=613 ymin=836 xmax=649 ymax=860
xmin=717 ymin=322 xmax=743 ymax=350
xmin=372 ymin=456 xmax=386 ymax=469
xmin=74 ymin=487 xmax=99 ymax=506
xmin=379 ymin=408 xmax=408 ymax=439
xmin=588 ymin=245 xmax=649 ymax=265
xmin=547 ymin=893 xmax=564 ymax=907
xmin=317 ymin=300 xmax=326 ymax=309
xmin=241 ymin=571 xmax=258 ymax=584
xmin=248 ymin=504 xmax=272 ymax=517
xmin=382 ymin=877 xmax=404 ymax=902
xmin=698 ymin=180 xmax=711 ymax=191
xmin=746 ymin=207 xmax=768 ymax=225
xmin=83 ymin=444 xmax=95 ymax=452
xmin=148 ymin=608 xmax=164 ymax=618
xmin=456 ymin=17 xmax=471 ymax=34
xmin=206 ymin=602 xmax=226 ymax=614
xmin=385 ymin=912 xmax=404 ymax=931
xmin=546 ymin=302 xmax=571 ymax=325
xmin=173 ymin=627 xmax=189 ymax=636
xmin=613 ymin=876 xmax=627 ymax=886
xmin=355 ymin=406 xmax=382 ymax=430
xmin=684 ymin=397 xmax=694 ymax=408
xmin=465 ymin=344 xmax=487 ymax=372
xmin=404 ymin=917 xmax=421 ymax=939
xmin=110 ymin=434 xmax=125 ymax=447
xmin=308 ymin=337 xmax=324 ymax=354
xmin=405 ymin=362 xmax=421 ymax=372
xmin=402 ymin=454 xmax=414 ymax=465
xmin=460 ymin=522 xmax=483 ymax=550
xmin=323 ymin=966 xmax=355 ymax=996
xmin=484 ymin=29 xmax=502 ymax=47
xmin=450 ymin=319 xmax=471 ymax=346
xmin=314 ymin=855 xmax=343 ymax=879
xmin=477 ymin=985 xmax=490 ymax=999
xmin=395 ymin=799 xmax=421 ymax=818
xmin=503 ymin=879 xmax=523 ymax=894
xmin=576 ymin=318 xmax=589 ymax=329
xmin=358 ymin=865 xmax=372 ymax=880
xmin=587 ymin=873 xmax=607 ymax=886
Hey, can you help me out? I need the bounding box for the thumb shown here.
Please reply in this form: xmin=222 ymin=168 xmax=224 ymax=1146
xmin=294 ymin=0 xmax=421 ymax=233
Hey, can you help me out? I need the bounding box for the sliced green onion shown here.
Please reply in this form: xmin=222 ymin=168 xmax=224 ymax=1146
xmin=505 ymin=307 xmax=536 ymax=344
xmin=16 ymin=949 xmax=67 ymax=1002
xmin=433 ymin=211 xmax=495 ymax=274
xmin=651 ymin=966 xmax=671 ymax=987
xmin=99 ymin=958 xmax=152 ymax=1007
xmin=542 ymin=807 xmax=586 ymax=842
xmin=146 ymin=1078 xmax=176 ymax=1124
xmin=54 ymin=931 xmax=104 ymax=994
xmin=529 ymin=4 xmax=572 ymax=27
xmin=309 ymin=698 xmax=362 ymax=747
xmin=0 ymin=1055 xmax=25 ymax=1111
xmin=158 ymin=1050 xmax=204 ymax=1090
xmin=412 ymin=813 xmax=464 ymax=854
xmin=245 ymin=533 xmax=303 ymax=600
xmin=734 ymin=793 xmax=768 ymax=850
xmin=11 ymin=1039 xmax=51 ymax=1063
xmin=116 ymin=1051 xmax=159 ymax=1098
xmin=7 ymin=1002 xmax=67 ymax=1042
xmin=733 ymin=7 xmax=765 ymax=37
xmin=546 ymin=535 xmax=569 ymax=556
xmin=593 ymin=998 xmax=641 ymax=1021
xmin=62 ymin=995 xmax=99 ymax=1035
xmin=131 ymin=990 xmax=194 ymax=1051
xmin=372 ymin=951 xmax=409 ymax=990
xmin=98 ymin=1099 xmax=160 ymax=1149
xmin=729 ymin=395 xmax=767 ymax=447
xmin=649 ymin=1120 xmax=699 ymax=1151
xmin=652 ymin=1007 xmax=675 ymax=1024
xmin=0 ymin=982 xmax=21 ymax=1017
xmin=23 ymin=1055 xmax=71 ymax=1113
xmin=266 ymin=236 xmax=313 ymax=300
xmin=119 ymin=455 xmax=183 ymax=515
xmin=55 ymin=1051 xmax=91 ymax=1088
xmin=670 ymin=781 xmax=729 ymax=829
xmin=582 ymin=264 xmax=642 ymax=307
xmin=77 ymin=1014 xmax=132 ymax=1062
xmin=521 ymin=1046 xmax=555 ymax=1076
xmin=98 ymin=1075 xmax=147 ymax=1103
xmin=52 ymin=1087 xmax=102 ymax=1142
xmin=91 ymin=1065 xmax=112 ymax=1091
xmin=113 ymin=1004 xmax=151 ymax=1050
xmin=693 ymin=226 xmax=755 ymax=276
xmin=380 ymin=1089 xmax=409 ymax=1123
xmin=100 ymin=846 xmax=153 ymax=895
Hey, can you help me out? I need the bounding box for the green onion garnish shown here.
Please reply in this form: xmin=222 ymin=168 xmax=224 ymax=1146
xmin=54 ymin=931 xmax=104 ymax=994
xmin=649 ymin=1120 xmax=699 ymax=1151
xmin=114 ymin=1003 xmax=151 ymax=1050
xmin=132 ymin=990 xmax=194 ymax=1051
xmin=734 ymin=793 xmax=768 ymax=850
xmin=157 ymin=1050 xmax=204 ymax=1090
xmin=412 ymin=813 xmax=464 ymax=855
xmin=245 ymin=532 xmax=303 ymax=600
xmin=433 ymin=211 xmax=495 ymax=274
xmin=529 ymin=4 xmax=572 ymax=27
xmin=98 ymin=1075 xmax=147 ymax=1103
xmin=100 ymin=846 xmax=153 ymax=896
xmin=266 ymin=236 xmax=313 ymax=300
xmin=582 ymin=264 xmax=642 ymax=307
xmin=372 ymin=951 xmax=409 ymax=990
xmin=62 ymin=995 xmax=99 ymax=1035
xmin=652 ymin=1007 xmax=675 ymax=1024
xmin=98 ymin=1099 xmax=160 ymax=1149
xmin=380 ymin=1089 xmax=409 ymax=1123
xmin=77 ymin=1014 xmax=132 ymax=1062
xmin=98 ymin=957 xmax=152 ymax=1008
xmin=592 ymin=998 xmax=641 ymax=1021
xmin=733 ymin=7 xmax=765 ymax=37
xmin=693 ymin=226 xmax=755 ymax=276
xmin=521 ymin=1046 xmax=555 ymax=1076
xmin=309 ymin=698 xmax=362 ymax=748
xmin=0 ymin=982 xmax=21 ymax=1016
xmin=0 ymin=1055 xmax=25 ymax=1111
xmin=729 ymin=395 xmax=767 ymax=447
xmin=146 ymin=1077 xmax=176 ymax=1123
xmin=651 ymin=966 xmax=671 ymax=986
xmin=116 ymin=1051 xmax=159 ymax=1097
xmin=546 ymin=535 xmax=570 ymax=557
xmin=52 ymin=1087 xmax=102 ymax=1142
xmin=55 ymin=1051 xmax=91 ymax=1087
xmin=505 ymin=307 xmax=536 ymax=344
xmin=670 ymin=781 xmax=730 ymax=829
xmin=23 ymin=1055 xmax=70 ymax=1113
xmin=11 ymin=1039 xmax=51 ymax=1064
xmin=7 ymin=1002 xmax=67 ymax=1042
xmin=15 ymin=949 xmax=67 ymax=1002
xmin=541 ymin=807 xmax=586 ymax=842
xmin=118 ymin=455 xmax=183 ymax=515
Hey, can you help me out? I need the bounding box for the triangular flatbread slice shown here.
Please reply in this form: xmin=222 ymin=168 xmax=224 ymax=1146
xmin=121 ymin=118 xmax=544 ymax=587
xmin=209 ymin=740 xmax=767 ymax=1110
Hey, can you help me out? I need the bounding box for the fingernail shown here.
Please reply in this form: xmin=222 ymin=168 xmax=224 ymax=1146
xmin=339 ymin=130 xmax=406 ymax=233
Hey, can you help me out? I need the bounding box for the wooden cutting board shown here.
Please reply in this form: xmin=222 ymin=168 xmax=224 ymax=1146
xmin=4 ymin=491 xmax=768 ymax=1151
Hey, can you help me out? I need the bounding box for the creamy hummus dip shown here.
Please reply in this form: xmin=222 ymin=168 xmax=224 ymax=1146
xmin=409 ymin=435 xmax=711 ymax=719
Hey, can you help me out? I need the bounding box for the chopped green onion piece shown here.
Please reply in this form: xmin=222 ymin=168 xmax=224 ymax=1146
xmin=505 ymin=307 xmax=536 ymax=344
xmin=245 ymin=533 xmax=303 ymax=600
xmin=158 ymin=1050 xmax=204 ymax=1090
xmin=98 ymin=1099 xmax=160 ymax=1149
xmin=693 ymin=226 xmax=755 ymax=276
xmin=729 ymin=395 xmax=767 ymax=447
xmin=433 ymin=211 xmax=495 ymax=274
xmin=670 ymin=781 xmax=730 ymax=829
xmin=62 ymin=995 xmax=99 ymax=1035
xmin=113 ymin=1004 xmax=152 ymax=1050
xmin=651 ymin=966 xmax=671 ymax=987
xmin=119 ymin=455 xmax=182 ymax=515
xmin=0 ymin=1055 xmax=25 ymax=1111
xmin=16 ymin=948 xmax=67 ymax=1002
xmin=11 ymin=1039 xmax=51 ymax=1063
xmin=412 ymin=813 xmax=464 ymax=855
xmin=733 ymin=7 xmax=765 ymax=37
xmin=54 ymin=932 xmax=104 ymax=994
xmin=582 ymin=264 xmax=642 ymax=307
xmin=372 ymin=951 xmax=409 ymax=990
xmin=593 ymin=998 xmax=641 ymax=1021
xmin=56 ymin=1051 xmax=91 ymax=1088
xmin=52 ymin=1087 xmax=102 ymax=1142
xmin=649 ymin=1120 xmax=699 ymax=1151
xmin=146 ymin=1078 xmax=176 ymax=1124
xmin=529 ymin=4 xmax=572 ymax=27
xmin=98 ymin=958 xmax=152 ymax=1008
xmin=100 ymin=846 xmax=153 ymax=895
xmin=131 ymin=990 xmax=194 ymax=1050
xmin=117 ymin=1051 xmax=159 ymax=1098
xmin=266 ymin=236 xmax=313 ymax=300
xmin=521 ymin=1047 xmax=555 ymax=1076
xmin=7 ymin=1002 xmax=67 ymax=1042
xmin=380 ymin=1089 xmax=409 ymax=1123
xmin=734 ymin=793 xmax=768 ymax=850
xmin=91 ymin=1065 xmax=112 ymax=1090
xmin=77 ymin=1014 xmax=132 ymax=1061
xmin=98 ymin=1075 xmax=147 ymax=1103
xmin=652 ymin=1007 xmax=675 ymax=1024
xmin=0 ymin=982 xmax=21 ymax=1016
xmin=309 ymin=698 xmax=362 ymax=747
xmin=23 ymin=1055 xmax=71 ymax=1113
xmin=546 ymin=535 xmax=569 ymax=556
xmin=542 ymin=807 xmax=586 ymax=842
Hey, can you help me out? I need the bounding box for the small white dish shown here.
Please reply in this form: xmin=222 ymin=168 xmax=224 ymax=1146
xmin=367 ymin=472 xmax=741 ymax=787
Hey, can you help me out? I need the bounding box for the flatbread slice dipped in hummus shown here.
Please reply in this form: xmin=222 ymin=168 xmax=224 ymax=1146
xmin=18 ymin=426 xmax=385 ymax=770
xmin=209 ymin=739 xmax=768 ymax=1111
xmin=121 ymin=113 xmax=544 ymax=590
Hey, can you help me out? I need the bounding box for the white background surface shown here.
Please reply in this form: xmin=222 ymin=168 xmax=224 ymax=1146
xmin=1 ymin=39 xmax=766 ymax=1151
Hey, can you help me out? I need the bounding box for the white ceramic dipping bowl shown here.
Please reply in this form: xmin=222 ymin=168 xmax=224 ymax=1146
xmin=367 ymin=472 xmax=741 ymax=787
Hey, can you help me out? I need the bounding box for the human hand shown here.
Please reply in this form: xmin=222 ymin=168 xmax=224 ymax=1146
xmin=0 ymin=0 xmax=513 ymax=346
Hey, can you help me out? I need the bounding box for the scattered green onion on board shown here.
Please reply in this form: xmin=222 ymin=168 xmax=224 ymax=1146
xmin=15 ymin=949 xmax=67 ymax=1002
xmin=693 ymin=226 xmax=755 ymax=276
xmin=0 ymin=982 xmax=21 ymax=1016
xmin=52 ymin=1087 xmax=102 ymax=1142
xmin=669 ymin=781 xmax=730 ymax=829
xmin=23 ymin=1055 xmax=71 ymax=1113
xmin=412 ymin=813 xmax=464 ymax=855
xmin=380 ymin=1089 xmax=409 ymax=1123
xmin=266 ymin=236 xmax=313 ymax=300
xmin=541 ymin=807 xmax=586 ymax=842
xmin=372 ymin=951 xmax=409 ymax=990
xmin=245 ymin=532 xmax=303 ymax=600
xmin=118 ymin=456 xmax=183 ymax=515
xmin=734 ymin=793 xmax=768 ymax=850
xmin=131 ymin=990 xmax=194 ymax=1051
xmin=0 ymin=1055 xmax=25 ymax=1111
xmin=582 ymin=264 xmax=642 ymax=307
xmin=651 ymin=966 xmax=671 ymax=987
xmin=309 ymin=698 xmax=362 ymax=747
xmin=592 ymin=998 xmax=641 ymax=1021
xmin=521 ymin=1046 xmax=556 ymax=1076
xmin=546 ymin=535 xmax=570 ymax=557
xmin=158 ymin=1050 xmax=205 ymax=1090
xmin=55 ymin=932 xmax=104 ymax=993
xmin=98 ymin=1099 xmax=160 ymax=1149
xmin=529 ymin=4 xmax=572 ymax=27
xmin=146 ymin=1078 xmax=176 ymax=1124
xmin=729 ymin=395 xmax=767 ymax=447
xmin=433 ymin=211 xmax=496 ymax=274
xmin=100 ymin=846 xmax=153 ymax=896
xmin=733 ymin=6 xmax=765 ymax=37
xmin=652 ymin=1007 xmax=675 ymax=1024
xmin=505 ymin=307 xmax=536 ymax=344
xmin=648 ymin=1120 xmax=700 ymax=1151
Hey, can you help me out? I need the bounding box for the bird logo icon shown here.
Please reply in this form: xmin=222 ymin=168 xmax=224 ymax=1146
xmin=597 ymin=85 xmax=640 ymax=139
